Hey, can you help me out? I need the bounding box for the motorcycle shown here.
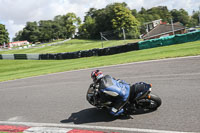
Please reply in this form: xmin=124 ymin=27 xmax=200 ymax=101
xmin=86 ymin=82 xmax=162 ymax=115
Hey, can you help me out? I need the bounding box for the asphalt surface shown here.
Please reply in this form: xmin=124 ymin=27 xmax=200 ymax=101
xmin=0 ymin=56 xmax=200 ymax=132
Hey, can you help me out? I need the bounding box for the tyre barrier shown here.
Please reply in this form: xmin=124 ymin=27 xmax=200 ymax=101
xmin=0 ymin=54 xmax=40 ymax=60
xmin=97 ymin=43 xmax=139 ymax=56
xmin=14 ymin=54 xmax=27 ymax=59
xmin=0 ymin=42 xmax=139 ymax=60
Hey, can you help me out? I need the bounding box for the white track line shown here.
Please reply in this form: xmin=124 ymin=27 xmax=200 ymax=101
xmin=23 ymin=127 xmax=72 ymax=133
xmin=0 ymin=121 xmax=197 ymax=133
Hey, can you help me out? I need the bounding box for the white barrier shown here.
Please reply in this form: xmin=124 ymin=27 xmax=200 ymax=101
xmin=27 ymin=54 xmax=39 ymax=60
xmin=1 ymin=54 xmax=15 ymax=60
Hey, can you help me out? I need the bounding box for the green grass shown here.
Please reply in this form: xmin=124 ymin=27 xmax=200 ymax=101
xmin=0 ymin=40 xmax=200 ymax=82
xmin=0 ymin=39 xmax=141 ymax=54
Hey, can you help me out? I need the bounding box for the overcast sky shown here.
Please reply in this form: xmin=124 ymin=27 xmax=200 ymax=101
xmin=0 ymin=0 xmax=199 ymax=41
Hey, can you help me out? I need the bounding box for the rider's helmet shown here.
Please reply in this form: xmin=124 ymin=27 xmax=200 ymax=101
xmin=91 ymin=70 xmax=104 ymax=82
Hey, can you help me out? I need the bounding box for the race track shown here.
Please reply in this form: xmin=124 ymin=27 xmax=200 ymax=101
xmin=0 ymin=56 xmax=200 ymax=133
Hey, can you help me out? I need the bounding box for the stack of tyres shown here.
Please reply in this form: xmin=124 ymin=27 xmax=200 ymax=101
xmin=60 ymin=52 xmax=80 ymax=59
xmin=79 ymin=50 xmax=87 ymax=57
xmin=97 ymin=47 xmax=110 ymax=56
xmin=14 ymin=54 xmax=27 ymax=59
xmin=73 ymin=51 xmax=81 ymax=59
xmin=80 ymin=49 xmax=97 ymax=57
xmin=48 ymin=54 xmax=56 ymax=60
xmin=55 ymin=53 xmax=63 ymax=60
xmin=97 ymin=48 xmax=104 ymax=56
xmin=126 ymin=43 xmax=139 ymax=51
xmin=61 ymin=52 xmax=73 ymax=59
xmin=36 ymin=42 xmax=140 ymax=60
xmin=39 ymin=54 xmax=48 ymax=60
xmin=108 ymin=46 xmax=120 ymax=55
xmin=91 ymin=49 xmax=98 ymax=56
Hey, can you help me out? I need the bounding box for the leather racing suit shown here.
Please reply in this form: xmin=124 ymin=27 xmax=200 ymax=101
xmin=97 ymin=75 xmax=130 ymax=116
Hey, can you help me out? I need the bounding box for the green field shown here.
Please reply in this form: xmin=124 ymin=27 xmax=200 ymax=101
xmin=0 ymin=40 xmax=200 ymax=82
xmin=0 ymin=39 xmax=141 ymax=54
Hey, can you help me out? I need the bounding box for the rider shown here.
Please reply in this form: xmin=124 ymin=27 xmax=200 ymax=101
xmin=90 ymin=70 xmax=151 ymax=116
xmin=90 ymin=70 xmax=132 ymax=116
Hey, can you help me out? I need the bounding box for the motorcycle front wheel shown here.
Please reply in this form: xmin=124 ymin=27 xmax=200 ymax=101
xmin=136 ymin=93 xmax=162 ymax=110
xmin=146 ymin=93 xmax=162 ymax=110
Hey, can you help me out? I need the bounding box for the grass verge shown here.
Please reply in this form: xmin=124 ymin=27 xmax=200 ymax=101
xmin=0 ymin=40 xmax=200 ymax=82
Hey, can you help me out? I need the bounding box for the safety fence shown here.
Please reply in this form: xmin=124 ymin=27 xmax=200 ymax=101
xmin=138 ymin=30 xmax=200 ymax=50
xmin=0 ymin=31 xmax=200 ymax=60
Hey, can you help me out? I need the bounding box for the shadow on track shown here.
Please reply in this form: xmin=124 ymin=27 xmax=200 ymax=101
xmin=60 ymin=108 xmax=118 ymax=124
xmin=60 ymin=107 xmax=155 ymax=124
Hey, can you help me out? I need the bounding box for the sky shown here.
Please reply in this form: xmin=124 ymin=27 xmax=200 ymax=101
xmin=0 ymin=0 xmax=200 ymax=41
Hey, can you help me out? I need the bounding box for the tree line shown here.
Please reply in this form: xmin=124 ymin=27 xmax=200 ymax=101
xmin=13 ymin=13 xmax=81 ymax=43
xmin=0 ymin=24 xmax=9 ymax=45
xmin=0 ymin=2 xmax=200 ymax=45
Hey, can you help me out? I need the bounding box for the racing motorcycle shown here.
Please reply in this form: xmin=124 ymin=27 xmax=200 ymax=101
xmin=86 ymin=82 xmax=161 ymax=115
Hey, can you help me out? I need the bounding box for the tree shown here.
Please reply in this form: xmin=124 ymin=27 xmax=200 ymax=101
xmin=14 ymin=22 xmax=40 ymax=43
xmin=109 ymin=3 xmax=140 ymax=38
xmin=53 ymin=15 xmax=66 ymax=39
xmin=79 ymin=2 xmax=140 ymax=39
xmin=53 ymin=13 xmax=81 ymax=39
xmin=14 ymin=12 xmax=81 ymax=43
xmin=59 ymin=13 xmax=81 ymax=38
xmin=135 ymin=6 xmax=173 ymax=34
xmin=139 ymin=7 xmax=146 ymax=14
xmin=51 ymin=22 xmax=62 ymax=40
xmin=191 ymin=10 xmax=200 ymax=27
xmin=38 ymin=20 xmax=55 ymax=42
xmin=13 ymin=30 xmax=23 ymax=41
xmin=19 ymin=21 xmax=40 ymax=43
xmin=78 ymin=16 xmax=96 ymax=39
xmin=136 ymin=6 xmax=171 ymax=23
xmin=132 ymin=9 xmax=138 ymax=17
xmin=171 ymin=9 xmax=190 ymax=26
xmin=85 ymin=8 xmax=98 ymax=19
xmin=0 ymin=24 xmax=9 ymax=45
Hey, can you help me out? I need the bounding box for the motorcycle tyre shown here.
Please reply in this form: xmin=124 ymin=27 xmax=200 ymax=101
xmin=147 ymin=93 xmax=162 ymax=110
